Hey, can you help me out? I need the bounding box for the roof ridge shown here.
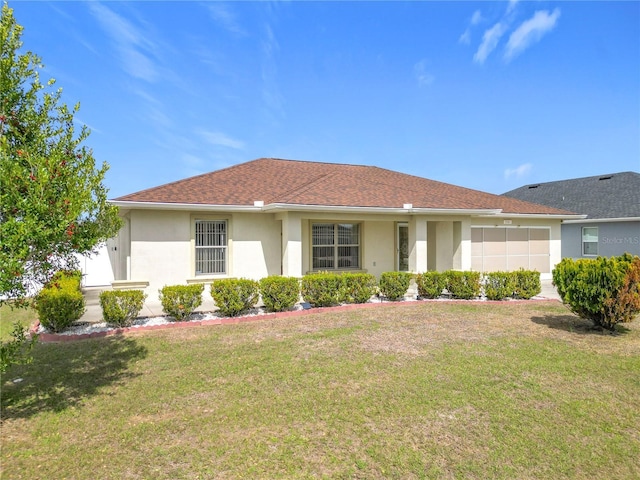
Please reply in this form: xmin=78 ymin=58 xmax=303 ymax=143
xmin=265 ymin=157 xmax=372 ymax=169
xmin=514 ymin=171 xmax=639 ymax=189
xmin=278 ymin=170 xmax=339 ymax=203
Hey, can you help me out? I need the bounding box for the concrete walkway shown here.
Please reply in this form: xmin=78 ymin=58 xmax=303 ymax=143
xmin=79 ymin=280 xmax=561 ymax=324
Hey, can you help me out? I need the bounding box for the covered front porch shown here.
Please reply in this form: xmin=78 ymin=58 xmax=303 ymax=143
xmin=277 ymin=211 xmax=472 ymax=278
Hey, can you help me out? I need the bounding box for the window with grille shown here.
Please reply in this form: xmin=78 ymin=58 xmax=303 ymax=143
xmin=312 ymin=223 xmax=360 ymax=270
xmin=582 ymin=226 xmax=598 ymax=256
xmin=195 ymin=220 xmax=227 ymax=274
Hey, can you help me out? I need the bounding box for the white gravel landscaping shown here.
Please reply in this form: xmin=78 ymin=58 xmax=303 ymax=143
xmin=36 ymin=306 xmax=299 ymax=336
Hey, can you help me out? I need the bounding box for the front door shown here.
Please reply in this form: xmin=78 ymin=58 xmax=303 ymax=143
xmin=397 ymin=223 xmax=409 ymax=271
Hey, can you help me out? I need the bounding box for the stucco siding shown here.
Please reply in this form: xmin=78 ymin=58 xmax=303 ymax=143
xmin=231 ymin=213 xmax=281 ymax=279
xmin=561 ymin=221 xmax=640 ymax=259
xmin=130 ymin=210 xmax=192 ymax=296
xmin=363 ymin=221 xmax=395 ymax=277
xmin=116 ymin=209 xmax=566 ymax=299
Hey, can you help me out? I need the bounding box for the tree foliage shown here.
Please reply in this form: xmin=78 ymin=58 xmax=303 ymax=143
xmin=0 ymin=4 xmax=122 ymax=302
xmin=0 ymin=319 xmax=37 ymax=374
xmin=552 ymin=253 xmax=640 ymax=331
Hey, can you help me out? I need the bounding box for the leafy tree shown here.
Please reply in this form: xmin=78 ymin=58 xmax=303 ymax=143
xmin=0 ymin=3 xmax=122 ymax=302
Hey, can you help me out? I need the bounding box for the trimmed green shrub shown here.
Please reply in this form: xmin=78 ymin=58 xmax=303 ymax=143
xmin=210 ymin=278 xmax=259 ymax=317
xmin=483 ymin=272 xmax=515 ymax=300
xmin=416 ymin=271 xmax=446 ymax=299
xmin=35 ymin=272 xmax=85 ymax=332
xmin=159 ymin=284 xmax=204 ymax=321
xmin=553 ymin=254 xmax=640 ymax=331
xmin=513 ymin=269 xmax=541 ymax=299
xmin=444 ymin=271 xmax=481 ymax=299
xmin=341 ymin=273 xmax=377 ymax=304
xmin=259 ymin=276 xmax=300 ymax=312
xmin=603 ymin=257 xmax=640 ymax=327
xmin=379 ymin=271 xmax=412 ymax=301
xmin=301 ymin=273 xmax=342 ymax=307
xmin=99 ymin=290 xmax=147 ymax=327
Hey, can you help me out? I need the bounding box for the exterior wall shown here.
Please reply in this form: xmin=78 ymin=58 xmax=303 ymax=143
xmin=117 ymin=209 xmax=565 ymax=299
xmin=122 ymin=210 xmax=282 ymax=301
xmin=561 ymin=221 xmax=640 ymax=259
xmin=130 ymin=209 xmax=192 ymax=298
xmin=435 ymin=221 xmax=454 ymax=271
xmin=363 ymin=220 xmax=395 ymax=277
xmin=231 ymin=213 xmax=281 ymax=279
xmin=77 ymin=243 xmax=115 ymax=287
xmin=111 ymin=216 xmax=130 ymax=281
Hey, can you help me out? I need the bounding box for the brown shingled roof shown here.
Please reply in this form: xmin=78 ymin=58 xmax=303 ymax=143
xmin=113 ymin=158 xmax=575 ymax=215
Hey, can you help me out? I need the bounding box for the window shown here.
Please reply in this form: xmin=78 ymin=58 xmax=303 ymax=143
xmin=312 ymin=223 xmax=360 ymax=270
xmin=582 ymin=226 xmax=598 ymax=256
xmin=195 ymin=220 xmax=227 ymax=274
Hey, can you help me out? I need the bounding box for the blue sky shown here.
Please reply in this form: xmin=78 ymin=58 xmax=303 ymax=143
xmin=11 ymin=1 xmax=640 ymax=198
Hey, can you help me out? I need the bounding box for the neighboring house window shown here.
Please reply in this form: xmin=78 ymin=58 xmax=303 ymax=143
xmin=195 ymin=220 xmax=227 ymax=274
xmin=312 ymin=223 xmax=360 ymax=270
xmin=582 ymin=226 xmax=598 ymax=256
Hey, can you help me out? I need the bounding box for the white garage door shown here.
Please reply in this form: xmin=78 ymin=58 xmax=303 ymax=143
xmin=471 ymin=227 xmax=550 ymax=273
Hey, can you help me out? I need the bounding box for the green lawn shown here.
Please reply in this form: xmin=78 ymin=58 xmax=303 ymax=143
xmin=0 ymin=302 xmax=37 ymax=341
xmin=2 ymin=301 xmax=639 ymax=479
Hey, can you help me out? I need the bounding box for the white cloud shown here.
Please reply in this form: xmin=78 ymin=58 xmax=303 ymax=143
xmin=198 ymin=130 xmax=245 ymax=150
xmin=87 ymin=3 xmax=158 ymax=82
xmin=504 ymin=163 xmax=532 ymax=179
xmin=474 ymin=22 xmax=507 ymax=64
xmin=471 ymin=10 xmax=483 ymax=25
xmin=506 ymin=0 xmax=520 ymax=15
xmin=505 ymin=9 xmax=561 ymax=61
xmin=459 ymin=10 xmax=482 ymax=45
xmin=459 ymin=29 xmax=471 ymax=45
xmin=414 ymin=59 xmax=435 ymax=87
xmin=207 ymin=4 xmax=247 ymax=36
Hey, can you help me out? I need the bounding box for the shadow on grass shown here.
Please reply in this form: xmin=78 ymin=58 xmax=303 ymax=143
xmin=1 ymin=335 xmax=147 ymax=420
xmin=531 ymin=315 xmax=631 ymax=336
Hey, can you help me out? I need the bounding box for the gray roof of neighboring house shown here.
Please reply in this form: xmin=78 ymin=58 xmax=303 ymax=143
xmin=502 ymin=171 xmax=640 ymax=219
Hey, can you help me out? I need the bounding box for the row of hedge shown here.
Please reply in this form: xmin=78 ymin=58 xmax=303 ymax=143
xmin=39 ymin=268 xmax=542 ymax=331
xmin=95 ymin=272 xmax=406 ymax=325
xmin=96 ymin=269 xmax=540 ymax=325
xmin=416 ymin=269 xmax=541 ymax=300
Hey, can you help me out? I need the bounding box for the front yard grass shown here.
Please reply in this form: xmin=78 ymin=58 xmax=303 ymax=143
xmin=0 ymin=302 xmax=37 ymax=341
xmin=2 ymin=301 xmax=639 ymax=479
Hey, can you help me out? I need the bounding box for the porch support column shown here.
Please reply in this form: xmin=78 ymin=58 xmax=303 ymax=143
xmin=409 ymin=216 xmax=428 ymax=273
xmin=278 ymin=212 xmax=303 ymax=277
xmin=457 ymin=219 xmax=472 ymax=271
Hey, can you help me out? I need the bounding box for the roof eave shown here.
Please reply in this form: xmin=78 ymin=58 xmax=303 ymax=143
xmin=476 ymin=212 xmax=586 ymax=220
xmin=109 ymin=200 xmax=263 ymax=212
xmin=563 ymin=216 xmax=640 ymax=224
xmin=109 ymin=200 xmax=503 ymax=216
xmin=261 ymin=203 xmax=502 ymax=215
